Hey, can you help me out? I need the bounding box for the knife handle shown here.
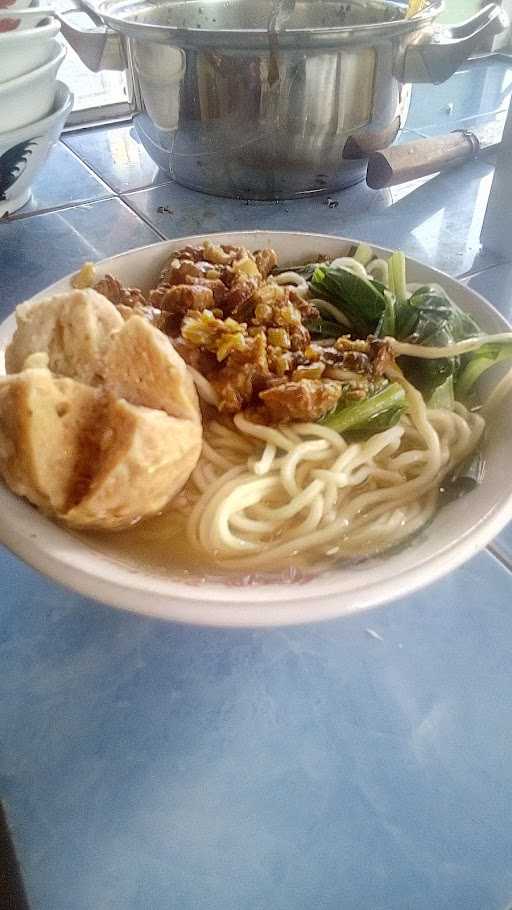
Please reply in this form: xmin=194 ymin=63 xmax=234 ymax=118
xmin=366 ymin=131 xmax=480 ymax=189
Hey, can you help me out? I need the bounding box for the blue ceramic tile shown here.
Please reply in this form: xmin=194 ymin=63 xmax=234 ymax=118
xmin=5 ymin=142 xmax=112 ymax=220
xmin=0 ymin=198 xmax=160 ymax=317
xmin=411 ymin=114 xmax=507 ymax=142
xmin=1 ymin=546 xmax=512 ymax=910
xmin=406 ymin=58 xmax=512 ymax=136
xmin=122 ymin=176 xmax=391 ymax=236
xmin=467 ymin=261 xmax=512 ymax=320
xmin=63 ymin=124 xmax=173 ymax=194
xmin=394 ymin=127 xmax=428 ymax=145
xmin=123 ymin=156 xmax=499 ymax=277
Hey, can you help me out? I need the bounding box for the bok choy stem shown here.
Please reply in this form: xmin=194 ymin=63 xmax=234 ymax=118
xmin=456 ymin=346 xmax=512 ymax=399
xmin=387 ymin=251 xmax=407 ymax=303
xmin=353 ymin=243 xmax=374 ymax=266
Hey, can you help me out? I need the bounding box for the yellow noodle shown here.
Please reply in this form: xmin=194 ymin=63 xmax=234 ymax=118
xmin=176 ymin=387 xmax=483 ymax=571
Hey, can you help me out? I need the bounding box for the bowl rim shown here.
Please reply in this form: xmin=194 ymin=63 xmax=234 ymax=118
xmin=0 ymin=6 xmax=54 ymax=19
xmin=0 ymin=81 xmax=72 ymax=143
xmin=0 ymin=17 xmax=59 ymax=44
xmin=0 ymin=34 xmax=60 ymax=84
xmin=1 ymin=230 xmax=512 ymax=628
xmin=0 ymin=38 xmax=64 ymax=92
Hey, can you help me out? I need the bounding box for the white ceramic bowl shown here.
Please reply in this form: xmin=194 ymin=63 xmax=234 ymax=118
xmin=0 ymin=81 xmax=72 ymax=217
xmin=0 ymin=16 xmax=60 ymax=83
xmin=1 ymin=231 xmax=511 ymax=628
xmin=0 ymin=5 xmax=51 ymax=30
xmin=0 ymin=41 xmax=65 ymax=132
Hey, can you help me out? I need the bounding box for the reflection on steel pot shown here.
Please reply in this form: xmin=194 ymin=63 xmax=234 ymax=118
xmin=59 ymin=0 xmax=508 ymax=199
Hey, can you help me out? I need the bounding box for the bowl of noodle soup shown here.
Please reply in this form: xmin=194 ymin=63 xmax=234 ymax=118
xmin=1 ymin=231 xmax=512 ymax=627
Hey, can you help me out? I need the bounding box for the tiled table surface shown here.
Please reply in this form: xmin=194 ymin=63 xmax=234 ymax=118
xmin=2 ymin=58 xmax=512 ymax=910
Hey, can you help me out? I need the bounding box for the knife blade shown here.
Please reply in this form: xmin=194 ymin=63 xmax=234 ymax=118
xmin=366 ymin=112 xmax=507 ymax=190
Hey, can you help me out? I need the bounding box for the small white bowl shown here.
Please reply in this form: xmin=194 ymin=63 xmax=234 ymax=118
xmin=0 ymin=81 xmax=72 ymax=217
xmin=0 ymin=5 xmax=51 ymax=30
xmin=0 ymin=231 xmax=511 ymax=628
xmin=0 ymin=42 xmax=65 ymax=133
xmin=0 ymin=8 xmax=60 ymax=83
xmin=0 ymin=16 xmax=60 ymax=83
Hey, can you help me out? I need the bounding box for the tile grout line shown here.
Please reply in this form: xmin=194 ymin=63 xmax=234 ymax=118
xmin=486 ymin=543 xmax=512 ymax=575
xmin=1 ymin=195 xmax=164 ymax=236
xmin=1 ymin=195 xmax=114 ymax=224
xmin=119 ymin=179 xmax=175 ymax=196
xmin=57 ymin=141 xmax=115 ymax=194
xmin=459 ymin=257 xmax=512 ymax=282
xmin=120 ymin=193 xmax=167 ymax=240
xmin=59 ymin=137 xmax=124 ymax=197
xmin=1 ymin=141 xmax=120 ymax=224
xmin=61 ymin=135 xmax=174 ymax=197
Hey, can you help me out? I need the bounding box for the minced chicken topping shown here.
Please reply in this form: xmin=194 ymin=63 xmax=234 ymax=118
xmin=87 ymin=242 xmax=394 ymax=424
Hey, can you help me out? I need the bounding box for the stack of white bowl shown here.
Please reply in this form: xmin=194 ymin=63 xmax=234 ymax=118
xmin=0 ymin=1 xmax=72 ymax=216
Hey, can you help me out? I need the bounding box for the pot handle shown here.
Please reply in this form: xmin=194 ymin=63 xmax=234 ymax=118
xmin=403 ymin=3 xmax=509 ymax=84
xmin=56 ymin=4 xmax=124 ymax=72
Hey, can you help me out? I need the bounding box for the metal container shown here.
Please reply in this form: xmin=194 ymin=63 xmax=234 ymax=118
xmin=59 ymin=0 xmax=508 ymax=198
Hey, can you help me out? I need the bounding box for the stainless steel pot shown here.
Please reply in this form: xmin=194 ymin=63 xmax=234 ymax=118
xmin=60 ymin=0 xmax=508 ymax=198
